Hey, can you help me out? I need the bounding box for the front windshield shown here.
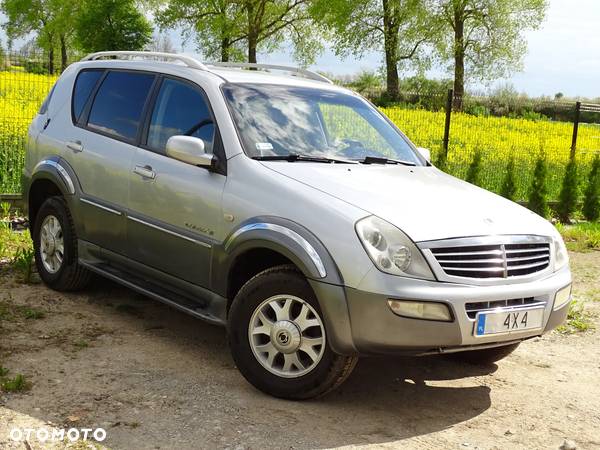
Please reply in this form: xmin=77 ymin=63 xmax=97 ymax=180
xmin=222 ymin=83 xmax=422 ymax=164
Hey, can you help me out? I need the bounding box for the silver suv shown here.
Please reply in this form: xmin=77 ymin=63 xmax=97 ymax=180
xmin=24 ymin=51 xmax=572 ymax=399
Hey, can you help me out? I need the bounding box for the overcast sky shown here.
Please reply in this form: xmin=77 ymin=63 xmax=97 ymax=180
xmin=173 ymin=0 xmax=600 ymax=98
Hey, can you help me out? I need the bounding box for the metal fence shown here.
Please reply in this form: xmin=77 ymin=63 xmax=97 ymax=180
xmin=0 ymin=50 xmax=599 ymax=202
xmin=367 ymin=89 xmax=600 ymax=201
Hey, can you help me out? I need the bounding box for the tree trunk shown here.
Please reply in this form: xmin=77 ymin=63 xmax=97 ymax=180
xmin=48 ymin=47 xmax=54 ymax=75
xmin=453 ymin=8 xmax=465 ymax=111
xmin=221 ymin=36 xmax=230 ymax=62
xmin=60 ymin=35 xmax=68 ymax=71
xmin=246 ymin=1 xmax=258 ymax=63
xmin=382 ymin=0 xmax=399 ymax=100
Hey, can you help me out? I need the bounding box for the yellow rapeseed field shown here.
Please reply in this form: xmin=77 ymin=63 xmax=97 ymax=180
xmin=0 ymin=70 xmax=58 ymax=193
xmin=0 ymin=70 xmax=598 ymax=200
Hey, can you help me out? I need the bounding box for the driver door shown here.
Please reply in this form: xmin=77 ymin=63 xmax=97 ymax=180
xmin=126 ymin=76 xmax=225 ymax=288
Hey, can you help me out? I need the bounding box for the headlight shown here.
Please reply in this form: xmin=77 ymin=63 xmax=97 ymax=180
xmin=355 ymin=216 xmax=435 ymax=280
xmin=553 ymin=235 xmax=569 ymax=271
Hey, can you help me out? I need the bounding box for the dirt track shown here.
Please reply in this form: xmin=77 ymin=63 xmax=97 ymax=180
xmin=1 ymin=251 xmax=599 ymax=450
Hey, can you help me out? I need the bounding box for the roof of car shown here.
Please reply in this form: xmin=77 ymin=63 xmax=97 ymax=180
xmin=76 ymin=51 xmax=351 ymax=94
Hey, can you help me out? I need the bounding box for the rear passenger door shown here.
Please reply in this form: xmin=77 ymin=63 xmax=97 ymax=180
xmin=66 ymin=69 xmax=156 ymax=255
xmin=127 ymin=76 xmax=226 ymax=288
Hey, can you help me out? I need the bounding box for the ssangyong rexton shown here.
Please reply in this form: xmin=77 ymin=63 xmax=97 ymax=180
xmin=23 ymin=51 xmax=572 ymax=399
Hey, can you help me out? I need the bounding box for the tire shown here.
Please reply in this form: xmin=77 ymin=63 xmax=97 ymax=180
xmin=449 ymin=343 xmax=520 ymax=365
xmin=32 ymin=196 xmax=91 ymax=291
xmin=228 ymin=265 xmax=358 ymax=400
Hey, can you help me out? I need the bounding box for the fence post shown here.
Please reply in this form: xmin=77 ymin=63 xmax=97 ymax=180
xmin=571 ymin=101 xmax=581 ymax=159
xmin=443 ymin=89 xmax=453 ymax=156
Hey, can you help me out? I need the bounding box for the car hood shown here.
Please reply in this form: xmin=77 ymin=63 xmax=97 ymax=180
xmin=263 ymin=163 xmax=556 ymax=242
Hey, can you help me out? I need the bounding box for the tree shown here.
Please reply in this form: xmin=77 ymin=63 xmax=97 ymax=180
xmin=557 ymin=157 xmax=579 ymax=223
xmin=146 ymin=33 xmax=177 ymax=53
xmin=75 ymin=0 xmax=153 ymax=53
xmin=2 ymin=0 xmax=76 ymax=73
xmin=155 ymin=0 xmax=245 ymax=62
xmin=312 ymin=0 xmax=433 ymax=100
xmin=434 ymin=0 xmax=547 ymax=109
xmin=582 ymin=155 xmax=600 ymax=222
xmin=500 ymin=157 xmax=518 ymax=201
xmin=155 ymin=0 xmax=318 ymax=64
xmin=528 ymin=153 xmax=550 ymax=218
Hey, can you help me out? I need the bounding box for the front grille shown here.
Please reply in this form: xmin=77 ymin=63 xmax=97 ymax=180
xmin=465 ymin=297 xmax=544 ymax=319
xmin=430 ymin=242 xmax=551 ymax=279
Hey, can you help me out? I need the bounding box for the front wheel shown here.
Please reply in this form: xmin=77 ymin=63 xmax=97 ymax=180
xmin=228 ymin=265 xmax=357 ymax=400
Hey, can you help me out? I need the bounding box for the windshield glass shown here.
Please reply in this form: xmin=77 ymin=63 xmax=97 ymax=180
xmin=222 ymin=83 xmax=422 ymax=164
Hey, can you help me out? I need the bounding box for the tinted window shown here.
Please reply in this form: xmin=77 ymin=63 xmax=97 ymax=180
xmin=87 ymin=71 xmax=155 ymax=141
xmin=72 ymin=70 xmax=103 ymax=122
xmin=147 ymin=78 xmax=214 ymax=152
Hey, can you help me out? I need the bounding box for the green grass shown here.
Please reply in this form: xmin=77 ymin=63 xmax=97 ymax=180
xmin=73 ymin=339 xmax=89 ymax=349
xmin=556 ymin=222 xmax=600 ymax=252
xmin=556 ymin=299 xmax=595 ymax=334
xmin=0 ymin=369 xmax=31 ymax=392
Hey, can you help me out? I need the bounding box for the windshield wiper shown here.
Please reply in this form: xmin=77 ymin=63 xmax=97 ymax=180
xmin=358 ymin=156 xmax=416 ymax=166
xmin=252 ymin=154 xmax=357 ymax=164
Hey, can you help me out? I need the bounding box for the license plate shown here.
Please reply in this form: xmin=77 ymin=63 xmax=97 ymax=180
xmin=475 ymin=307 xmax=544 ymax=336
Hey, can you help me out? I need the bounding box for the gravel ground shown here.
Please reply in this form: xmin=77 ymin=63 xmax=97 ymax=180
xmin=0 ymin=251 xmax=598 ymax=450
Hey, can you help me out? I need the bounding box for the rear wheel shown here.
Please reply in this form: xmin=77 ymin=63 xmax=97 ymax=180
xmin=228 ymin=265 xmax=357 ymax=399
xmin=450 ymin=343 xmax=520 ymax=365
xmin=33 ymin=196 xmax=91 ymax=291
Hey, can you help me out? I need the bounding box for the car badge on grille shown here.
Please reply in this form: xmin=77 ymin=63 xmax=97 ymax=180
xmin=484 ymin=218 xmax=494 ymax=225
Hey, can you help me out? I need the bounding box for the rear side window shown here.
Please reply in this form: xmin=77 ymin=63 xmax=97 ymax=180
xmin=87 ymin=71 xmax=155 ymax=142
xmin=147 ymin=78 xmax=214 ymax=152
xmin=72 ymin=70 xmax=103 ymax=122
xmin=39 ymin=84 xmax=56 ymax=115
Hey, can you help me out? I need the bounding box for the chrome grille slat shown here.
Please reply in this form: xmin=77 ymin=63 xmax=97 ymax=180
xmin=507 ymin=260 xmax=549 ymax=271
xmin=427 ymin=240 xmax=551 ymax=279
xmin=436 ymin=257 xmax=505 ymax=264
xmin=464 ymin=297 xmax=545 ymax=319
xmin=505 ymin=248 xmax=550 ymax=254
xmin=431 ymin=250 xmax=504 ymax=257
xmin=506 ymin=254 xmax=549 ymax=263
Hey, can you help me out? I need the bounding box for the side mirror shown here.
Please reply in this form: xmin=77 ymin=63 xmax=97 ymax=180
xmin=416 ymin=147 xmax=431 ymax=162
xmin=166 ymin=135 xmax=215 ymax=168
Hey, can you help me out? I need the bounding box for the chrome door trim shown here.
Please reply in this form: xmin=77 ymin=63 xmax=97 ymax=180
xmin=128 ymin=215 xmax=211 ymax=248
xmin=80 ymin=198 xmax=122 ymax=216
xmin=224 ymin=222 xmax=326 ymax=278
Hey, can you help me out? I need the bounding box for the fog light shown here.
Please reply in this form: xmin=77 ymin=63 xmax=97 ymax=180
xmin=388 ymin=299 xmax=452 ymax=322
xmin=553 ymin=284 xmax=572 ymax=311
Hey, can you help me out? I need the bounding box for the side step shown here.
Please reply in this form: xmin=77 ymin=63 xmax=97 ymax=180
xmin=80 ymin=261 xmax=226 ymax=326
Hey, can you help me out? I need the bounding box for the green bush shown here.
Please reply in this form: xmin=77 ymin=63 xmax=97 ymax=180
xmin=466 ymin=150 xmax=483 ymax=186
xmin=500 ymin=157 xmax=518 ymax=201
xmin=557 ymin=157 xmax=579 ymax=223
xmin=583 ymin=155 xmax=600 ymax=221
xmin=528 ymin=154 xmax=550 ymax=218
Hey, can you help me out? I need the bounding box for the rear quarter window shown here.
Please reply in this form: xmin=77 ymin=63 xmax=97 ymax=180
xmin=86 ymin=71 xmax=155 ymax=142
xmin=72 ymin=69 xmax=104 ymax=123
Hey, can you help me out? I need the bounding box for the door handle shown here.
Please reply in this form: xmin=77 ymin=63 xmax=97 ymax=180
xmin=66 ymin=140 xmax=83 ymax=153
xmin=133 ymin=165 xmax=156 ymax=179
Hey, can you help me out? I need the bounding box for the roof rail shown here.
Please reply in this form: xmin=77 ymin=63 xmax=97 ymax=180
xmin=81 ymin=51 xmax=208 ymax=70
xmin=206 ymin=62 xmax=333 ymax=84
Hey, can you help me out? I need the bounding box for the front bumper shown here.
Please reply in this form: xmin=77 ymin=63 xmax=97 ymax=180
xmin=311 ymin=266 xmax=571 ymax=355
